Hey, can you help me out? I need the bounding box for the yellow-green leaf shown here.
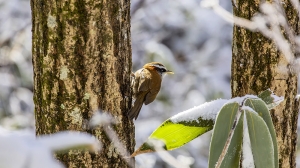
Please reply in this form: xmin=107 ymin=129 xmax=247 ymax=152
xmin=132 ymin=100 xmax=229 ymax=157
xmin=131 ymin=118 xmax=214 ymax=157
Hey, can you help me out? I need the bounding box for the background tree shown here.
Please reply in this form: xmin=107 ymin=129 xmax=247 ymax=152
xmin=232 ymin=1 xmax=299 ymax=167
xmin=31 ymin=0 xmax=134 ymax=167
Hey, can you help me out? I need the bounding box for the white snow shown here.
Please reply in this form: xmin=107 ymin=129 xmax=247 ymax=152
xmin=0 ymin=128 xmax=33 ymax=168
xmin=0 ymin=127 xmax=101 ymax=168
xmin=241 ymin=106 xmax=256 ymax=113
xmin=89 ymin=111 xmax=116 ymax=127
xmin=170 ymin=99 xmax=228 ymax=123
xmin=38 ymin=131 xmax=101 ymax=152
xmin=242 ymin=114 xmax=255 ymax=168
xmin=200 ymin=0 xmax=219 ymax=8
xmin=226 ymin=95 xmax=259 ymax=104
xmin=268 ymin=89 xmax=284 ymax=105
xmin=169 ymin=95 xmax=266 ymax=124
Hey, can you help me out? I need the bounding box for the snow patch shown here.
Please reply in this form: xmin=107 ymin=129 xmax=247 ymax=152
xmin=170 ymin=99 xmax=228 ymax=123
xmin=241 ymin=106 xmax=256 ymax=113
xmin=226 ymin=95 xmax=259 ymax=104
xmin=38 ymin=131 xmax=101 ymax=152
xmin=242 ymin=114 xmax=255 ymax=168
xmin=268 ymin=89 xmax=284 ymax=105
xmin=0 ymin=127 xmax=100 ymax=168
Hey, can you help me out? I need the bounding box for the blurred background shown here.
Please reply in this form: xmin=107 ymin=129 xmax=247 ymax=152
xmin=0 ymin=0 xmax=298 ymax=167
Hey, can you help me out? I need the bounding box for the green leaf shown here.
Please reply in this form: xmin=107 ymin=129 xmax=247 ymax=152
xmin=258 ymin=89 xmax=283 ymax=109
xmin=244 ymin=98 xmax=278 ymax=168
xmin=208 ymin=102 xmax=239 ymax=168
xmin=219 ymin=111 xmax=243 ymax=168
xmin=258 ymin=90 xmax=274 ymax=105
xmin=245 ymin=110 xmax=275 ymax=168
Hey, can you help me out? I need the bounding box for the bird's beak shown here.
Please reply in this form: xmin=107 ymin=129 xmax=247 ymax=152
xmin=166 ymin=70 xmax=174 ymax=74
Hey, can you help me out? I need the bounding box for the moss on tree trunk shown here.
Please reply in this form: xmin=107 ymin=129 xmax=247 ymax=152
xmin=31 ymin=0 xmax=134 ymax=167
xmin=232 ymin=0 xmax=299 ymax=167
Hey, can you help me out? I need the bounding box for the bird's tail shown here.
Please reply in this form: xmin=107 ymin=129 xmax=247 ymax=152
xmin=128 ymin=94 xmax=145 ymax=120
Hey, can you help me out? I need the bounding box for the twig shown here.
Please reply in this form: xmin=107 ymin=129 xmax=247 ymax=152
xmin=150 ymin=140 xmax=190 ymax=168
xmin=90 ymin=112 xmax=135 ymax=167
xmin=103 ymin=125 xmax=135 ymax=168
xmin=212 ymin=3 xmax=296 ymax=64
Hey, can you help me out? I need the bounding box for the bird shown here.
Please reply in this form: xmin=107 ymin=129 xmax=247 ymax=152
xmin=128 ymin=62 xmax=173 ymax=120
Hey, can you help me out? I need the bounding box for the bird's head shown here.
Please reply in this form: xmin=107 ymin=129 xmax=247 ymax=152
xmin=143 ymin=62 xmax=174 ymax=76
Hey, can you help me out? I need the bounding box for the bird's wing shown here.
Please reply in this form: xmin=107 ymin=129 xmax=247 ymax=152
xmin=144 ymin=90 xmax=159 ymax=105
xmin=144 ymin=71 xmax=161 ymax=105
xmin=134 ymin=69 xmax=150 ymax=92
xmin=128 ymin=92 xmax=148 ymax=120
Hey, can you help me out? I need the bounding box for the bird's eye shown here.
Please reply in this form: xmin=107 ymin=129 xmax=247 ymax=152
xmin=161 ymin=69 xmax=166 ymax=72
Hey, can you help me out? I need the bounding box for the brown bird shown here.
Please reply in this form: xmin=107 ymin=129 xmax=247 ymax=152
xmin=128 ymin=62 xmax=173 ymax=120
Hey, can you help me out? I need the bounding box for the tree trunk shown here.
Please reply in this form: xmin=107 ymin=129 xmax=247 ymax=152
xmin=232 ymin=1 xmax=299 ymax=167
xmin=31 ymin=0 xmax=134 ymax=167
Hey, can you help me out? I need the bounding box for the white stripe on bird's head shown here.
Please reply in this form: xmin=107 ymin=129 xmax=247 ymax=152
xmin=150 ymin=63 xmax=166 ymax=70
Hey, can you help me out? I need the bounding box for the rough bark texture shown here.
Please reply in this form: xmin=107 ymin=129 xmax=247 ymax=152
xmin=232 ymin=1 xmax=299 ymax=168
xmin=31 ymin=0 xmax=134 ymax=167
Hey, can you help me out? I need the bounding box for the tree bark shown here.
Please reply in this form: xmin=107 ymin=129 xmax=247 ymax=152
xmin=31 ymin=0 xmax=134 ymax=167
xmin=232 ymin=1 xmax=299 ymax=167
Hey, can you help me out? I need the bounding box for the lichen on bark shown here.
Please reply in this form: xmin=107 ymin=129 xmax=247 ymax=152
xmin=31 ymin=0 xmax=134 ymax=167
